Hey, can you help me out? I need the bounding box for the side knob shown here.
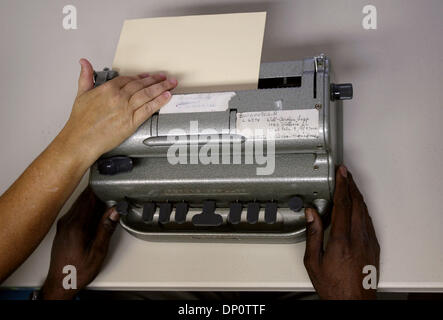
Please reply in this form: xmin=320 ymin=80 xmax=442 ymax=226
xmin=331 ymin=83 xmax=353 ymax=101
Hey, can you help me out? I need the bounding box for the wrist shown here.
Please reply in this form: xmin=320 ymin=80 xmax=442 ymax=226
xmin=41 ymin=278 xmax=78 ymax=300
xmin=52 ymin=125 xmax=100 ymax=170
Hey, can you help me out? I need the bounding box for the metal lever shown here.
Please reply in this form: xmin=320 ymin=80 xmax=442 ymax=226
xmin=94 ymin=68 xmax=119 ymax=87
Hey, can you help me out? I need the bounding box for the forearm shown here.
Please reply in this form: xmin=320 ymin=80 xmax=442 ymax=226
xmin=0 ymin=128 xmax=94 ymax=282
xmin=0 ymin=59 xmax=176 ymax=283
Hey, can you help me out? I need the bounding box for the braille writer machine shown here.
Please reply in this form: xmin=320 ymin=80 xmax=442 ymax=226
xmin=90 ymin=55 xmax=353 ymax=243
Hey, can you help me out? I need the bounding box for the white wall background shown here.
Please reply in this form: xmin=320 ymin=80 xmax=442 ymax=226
xmin=0 ymin=0 xmax=442 ymax=290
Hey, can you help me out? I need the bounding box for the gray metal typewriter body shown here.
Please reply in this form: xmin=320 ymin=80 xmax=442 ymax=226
xmin=89 ymin=55 xmax=353 ymax=243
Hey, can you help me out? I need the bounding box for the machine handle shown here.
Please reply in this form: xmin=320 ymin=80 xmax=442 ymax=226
xmin=143 ymin=134 xmax=246 ymax=147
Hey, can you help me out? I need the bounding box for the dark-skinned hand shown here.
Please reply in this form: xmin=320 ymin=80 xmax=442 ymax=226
xmin=41 ymin=187 xmax=119 ymax=300
xmin=304 ymin=165 xmax=380 ymax=300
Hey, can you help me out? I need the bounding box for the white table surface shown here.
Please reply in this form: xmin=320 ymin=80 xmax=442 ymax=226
xmin=1 ymin=0 xmax=442 ymax=292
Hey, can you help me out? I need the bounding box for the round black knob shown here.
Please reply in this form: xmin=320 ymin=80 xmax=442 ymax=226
xmin=98 ymin=156 xmax=133 ymax=175
xmin=331 ymin=83 xmax=353 ymax=101
xmin=288 ymin=196 xmax=304 ymax=212
xmin=116 ymin=201 xmax=129 ymax=216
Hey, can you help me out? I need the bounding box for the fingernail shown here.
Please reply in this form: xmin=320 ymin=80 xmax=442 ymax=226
xmin=339 ymin=165 xmax=348 ymax=178
xmin=157 ymin=73 xmax=167 ymax=79
xmin=168 ymin=77 xmax=178 ymax=85
xmin=305 ymin=208 xmax=314 ymax=223
xmin=139 ymin=73 xmax=150 ymax=78
xmin=79 ymin=58 xmax=88 ymax=68
xmin=163 ymin=91 xmax=171 ymax=98
xmin=109 ymin=208 xmax=120 ymax=222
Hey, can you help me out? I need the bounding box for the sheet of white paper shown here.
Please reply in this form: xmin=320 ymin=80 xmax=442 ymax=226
xmin=160 ymin=92 xmax=236 ymax=114
xmin=113 ymin=12 xmax=266 ymax=94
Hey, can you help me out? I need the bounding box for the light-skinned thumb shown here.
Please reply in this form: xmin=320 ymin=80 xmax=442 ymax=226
xmin=77 ymin=58 xmax=94 ymax=96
